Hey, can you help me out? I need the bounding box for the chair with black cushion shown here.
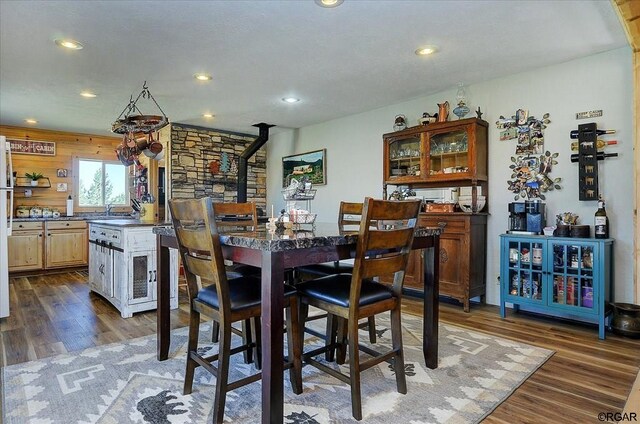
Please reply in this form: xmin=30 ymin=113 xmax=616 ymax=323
xmin=169 ymin=197 xmax=302 ymax=424
xmin=210 ymin=202 xmax=262 ymax=358
xmin=296 ymin=197 xmax=421 ymax=421
xmin=296 ymin=201 xmax=378 ymax=347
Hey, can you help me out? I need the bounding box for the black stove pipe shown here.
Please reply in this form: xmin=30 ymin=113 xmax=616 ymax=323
xmin=237 ymin=122 xmax=275 ymax=203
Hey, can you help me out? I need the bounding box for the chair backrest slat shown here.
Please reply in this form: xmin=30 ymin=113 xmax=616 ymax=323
xmin=350 ymin=198 xmax=421 ymax=306
xmin=213 ymin=202 xmax=258 ymax=230
xmin=365 ymin=227 xmax=415 ymax=251
xmin=339 ymin=202 xmax=363 ymax=226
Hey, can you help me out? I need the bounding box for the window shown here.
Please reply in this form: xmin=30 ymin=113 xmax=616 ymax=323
xmin=77 ymin=159 xmax=128 ymax=207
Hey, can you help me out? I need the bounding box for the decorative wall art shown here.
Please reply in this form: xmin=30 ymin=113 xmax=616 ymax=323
xmin=56 ymin=168 xmax=68 ymax=178
xmin=282 ymin=149 xmax=326 ymax=187
xmin=497 ymin=110 xmax=562 ymax=200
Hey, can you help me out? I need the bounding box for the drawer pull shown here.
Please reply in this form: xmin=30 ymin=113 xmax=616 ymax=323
xmin=437 ymin=221 xmax=447 ymax=229
xmin=66 ymin=223 xmax=70 ymax=226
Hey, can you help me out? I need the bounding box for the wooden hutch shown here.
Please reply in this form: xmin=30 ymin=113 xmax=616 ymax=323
xmin=383 ymin=117 xmax=488 ymax=312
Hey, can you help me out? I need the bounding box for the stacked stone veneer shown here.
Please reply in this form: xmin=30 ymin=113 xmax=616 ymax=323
xmin=170 ymin=124 xmax=267 ymax=210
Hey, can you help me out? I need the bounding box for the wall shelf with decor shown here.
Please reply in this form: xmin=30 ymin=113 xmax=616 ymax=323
xmin=382 ymin=117 xmax=489 ymax=312
xmin=15 ymin=176 xmax=51 ymax=188
xmin=499 ymin=233 xmax=613 ymax=339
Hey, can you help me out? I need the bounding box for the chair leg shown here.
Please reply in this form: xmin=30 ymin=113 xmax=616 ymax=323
xmin=348 ymin=316 xmax=363 ymax=421
xmin=325 ymin=313 xmax=338 ymax=362
xmin=242 ymin=319 xmax=254 ymax=364
xmin=286 ymin=297 xmax=303 ymax=395
xmin=390 ymin=306 xmax=407 ymax=395
xmin=184 ymin=308 xmax=201 ymax=395
xmin=250 ymin=316 xmax=262 ymax=370
xmin=336 ymin=317 xmax=348 ymax=365
xmin=213 ymin=321 xmax=232 ymax=424
xmin=211 ymin=320 xmax=220 ymax=343
xmin=299 ymin=301 xmax=309 ymax=352
xmin=367 ymin=316 xmax=376 ymax=343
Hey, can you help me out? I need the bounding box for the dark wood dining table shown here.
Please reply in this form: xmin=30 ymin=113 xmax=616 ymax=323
xmin=153 ymin=222 xmax=440 ymax=424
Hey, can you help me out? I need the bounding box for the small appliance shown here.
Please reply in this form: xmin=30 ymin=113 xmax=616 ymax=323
xmin=507 ymin=200 xmax=546 ymax=235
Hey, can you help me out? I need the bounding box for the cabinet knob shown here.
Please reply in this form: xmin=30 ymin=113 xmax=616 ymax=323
xmin=38 ymin=233 xmax=42 ymax=237
xmin=437 ymin=221 xmax=447 ymax=229
xmin=66 ymin=223 xmax=69 ymax=226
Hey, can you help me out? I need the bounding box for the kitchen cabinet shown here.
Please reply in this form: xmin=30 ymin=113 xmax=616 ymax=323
xmin=499 ymin=234 xmax=613 ymax=339
xmin=8 ymin=221 xmax=43 ymax=272
xmin=45 ymin=221 xmax=88 ymax=268
xmin=88 ymin=222 xmax=178 ymax=318
xmin=383 ymin=118 xmax=489 ymax=311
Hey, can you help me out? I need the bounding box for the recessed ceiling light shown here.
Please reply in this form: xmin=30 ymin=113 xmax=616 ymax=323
xmin=282 ymin=97 xmax=300 ymax=104
xmin=194 ymin=73 xmax=212 ymax=81
xmin=315 ymin=0 xmax=344 ymax=7
xmin=415 ymin=45 xmax=438 ymax=56
xmin=54 ymin=39 xmax=83 ymax=50
xmin=24 ymin=119 xmax=38 ymax=124
xmin=203 ymin=113 xmax=214 ymax=118
xmin=80 ymin=91 xmax=97 ymax=98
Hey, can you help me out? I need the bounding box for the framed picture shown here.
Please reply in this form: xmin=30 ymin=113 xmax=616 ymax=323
xmin=57 ymin=168 xmax=68 ymax=178
xmin=282 ymin=149 xmax=326 ymax=187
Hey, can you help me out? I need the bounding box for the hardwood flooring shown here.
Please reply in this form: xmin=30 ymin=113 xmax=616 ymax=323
xmin=1 ymin=271 xmax=638 ymax=423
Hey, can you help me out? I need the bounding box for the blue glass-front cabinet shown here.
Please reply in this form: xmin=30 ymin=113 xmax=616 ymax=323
xmin=499 ymin=234 xmax=613 ymax=339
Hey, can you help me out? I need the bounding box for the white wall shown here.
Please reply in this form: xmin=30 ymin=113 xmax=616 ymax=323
xmin=267 ymin=47 xmax=635 ymax=304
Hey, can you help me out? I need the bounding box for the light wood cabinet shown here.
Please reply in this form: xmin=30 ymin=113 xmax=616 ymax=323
xmin=45 ymin=221 xmax=88 ymax=268
xmin=9 ymin=220 xmax=88 ymax=272
xmin=8 ymin=222 xmax=43 ymax=272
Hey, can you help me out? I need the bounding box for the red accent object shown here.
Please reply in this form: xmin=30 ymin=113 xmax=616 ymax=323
xmin=209 ymin=160 xmax=220 ymax=175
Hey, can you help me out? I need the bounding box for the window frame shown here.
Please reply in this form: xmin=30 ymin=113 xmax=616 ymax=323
xmin=74 ymin=158 xmax=130 ymax=211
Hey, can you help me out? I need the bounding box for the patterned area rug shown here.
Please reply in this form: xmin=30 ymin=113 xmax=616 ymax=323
xmin=2 ymin=312 xmax=552 ymax=423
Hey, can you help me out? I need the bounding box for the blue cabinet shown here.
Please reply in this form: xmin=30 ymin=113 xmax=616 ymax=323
xmin=499 ymin=234 xmax=613 ymax=339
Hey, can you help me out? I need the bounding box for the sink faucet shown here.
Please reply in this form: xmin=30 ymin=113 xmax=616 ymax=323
xmin=105 ymin=204 xmax=113 ymax=216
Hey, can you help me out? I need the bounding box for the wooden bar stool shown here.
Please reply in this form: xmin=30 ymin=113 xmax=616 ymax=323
xmin=169 ymin=197 xmax=303 ymax=424
xmin=296 ymin=197 xmax=421 ymax=420
xmin=296 ymin=202 xmax=378 ymax=353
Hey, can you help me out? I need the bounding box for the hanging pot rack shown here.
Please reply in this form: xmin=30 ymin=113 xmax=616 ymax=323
xmin=112 ymin=82 xmax=168 ymax=166
xmin=111 ymin=81 xmax=169 ymax=134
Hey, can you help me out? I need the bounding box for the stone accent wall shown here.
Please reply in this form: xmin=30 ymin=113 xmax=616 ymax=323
xmin=170 ymin=124 xmax=267 ymax=210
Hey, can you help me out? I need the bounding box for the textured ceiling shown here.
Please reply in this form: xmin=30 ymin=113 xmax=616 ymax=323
xmin=0 ymin=0 xmax=628 ymax=137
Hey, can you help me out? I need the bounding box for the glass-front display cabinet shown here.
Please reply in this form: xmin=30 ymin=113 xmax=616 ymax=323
xmin=383 ymin=117 xmax=488 ymax=187
xmin=499 ymin=234 xmax=613 ymax=339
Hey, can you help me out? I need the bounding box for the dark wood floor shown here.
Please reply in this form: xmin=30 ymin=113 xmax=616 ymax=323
xmin=1 ymin=271 xmax=638 ymax=423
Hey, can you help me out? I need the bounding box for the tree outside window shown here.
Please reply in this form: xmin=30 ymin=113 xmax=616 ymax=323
xmin=78 ymin=159 xmax=128 ymax=207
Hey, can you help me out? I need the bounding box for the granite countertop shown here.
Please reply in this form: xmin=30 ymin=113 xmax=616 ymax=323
xmin=13 ymin=214 xmax=131 ymax=222
xmin=87 ymin=219 xmax=168 ymax=228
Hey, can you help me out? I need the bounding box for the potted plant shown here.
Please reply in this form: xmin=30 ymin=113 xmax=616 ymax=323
xmin=25 ymin=172 xmax=43 ymax=187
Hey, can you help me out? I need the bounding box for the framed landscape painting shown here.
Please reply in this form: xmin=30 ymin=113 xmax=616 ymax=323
xmin=282 ymin=149 xmax=326 ymax=187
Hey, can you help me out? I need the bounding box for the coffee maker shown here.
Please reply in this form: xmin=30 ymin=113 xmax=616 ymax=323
xmin=508 ymin=200 xmax=546 ymax=234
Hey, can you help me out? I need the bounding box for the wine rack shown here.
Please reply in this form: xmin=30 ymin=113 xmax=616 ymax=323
xmin=577 ymin=122 xmax=598 ymax=201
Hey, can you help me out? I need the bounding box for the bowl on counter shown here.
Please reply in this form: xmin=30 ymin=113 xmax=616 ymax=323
xmin=457 ymin=195 xmax=486 ymax=213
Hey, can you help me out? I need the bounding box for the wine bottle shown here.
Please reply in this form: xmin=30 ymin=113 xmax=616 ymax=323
xmin=570 ymin=152 xmax=618 ymax=163
xmin=570 ymin=129 xmax=616 ymax=139
xmin=570 ymin=139 xmax=618 ymax=152
xmin=594 ymin=197 xmax=609 ymax=239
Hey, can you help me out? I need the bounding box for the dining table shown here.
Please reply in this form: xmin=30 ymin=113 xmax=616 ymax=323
xmin=153 ymin=222 xmax=440 ymax=424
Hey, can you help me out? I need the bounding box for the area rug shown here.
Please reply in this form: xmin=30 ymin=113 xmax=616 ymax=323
xmin=1 ymin=312 xmax=553 ymax=423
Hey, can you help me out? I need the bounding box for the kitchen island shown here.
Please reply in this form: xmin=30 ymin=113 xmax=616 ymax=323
xmin=87 ymin=219 xmax=178 ymax=318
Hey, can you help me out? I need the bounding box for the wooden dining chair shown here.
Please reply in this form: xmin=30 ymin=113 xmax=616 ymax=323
xmin=169 ymin=197 xmax=303 ymax=424
xmin=296 ymin=197 xmax=421 ymax=421
xmin=296 ymin=202 xmax=378 ymax=348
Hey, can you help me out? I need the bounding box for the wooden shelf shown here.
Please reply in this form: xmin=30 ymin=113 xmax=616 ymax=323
xmin=15 ymin=176 xmax=51 ymax=188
